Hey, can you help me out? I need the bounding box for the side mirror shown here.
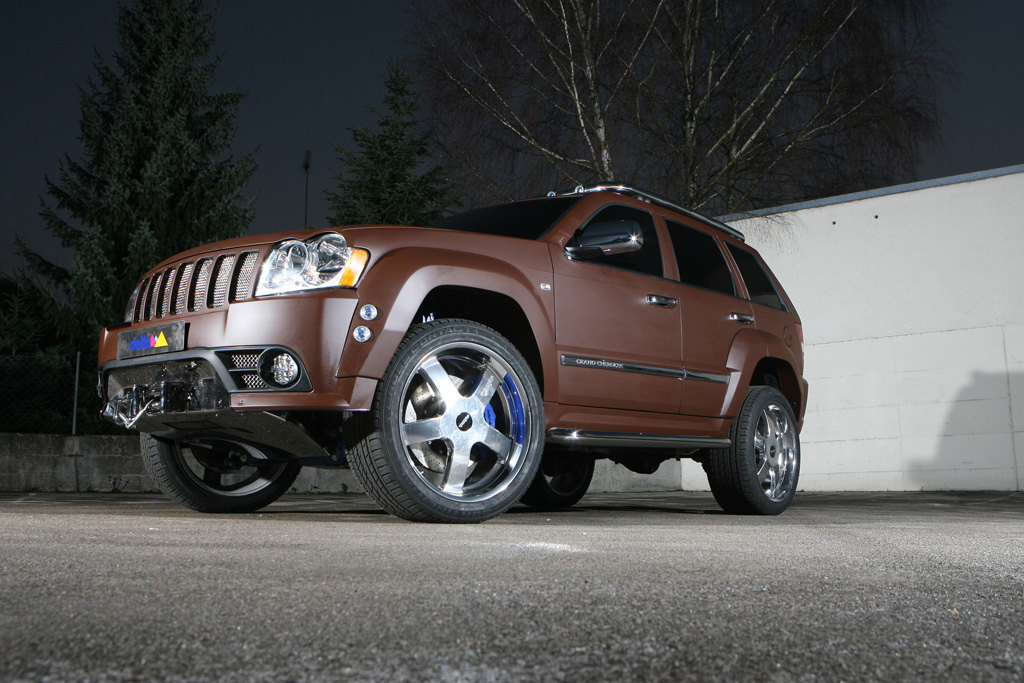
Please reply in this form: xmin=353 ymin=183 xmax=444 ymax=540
xmin=564 ymin=220 xmax=643 ymax=260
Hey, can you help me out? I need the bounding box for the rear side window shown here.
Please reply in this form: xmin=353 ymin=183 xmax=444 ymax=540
xmin=578 ymin=205 xmax=662 ymax=277
xmin=665 ymin=219 xmax=735 ymax=295
xmin=727 ymin=244 xmax=787 ymax=311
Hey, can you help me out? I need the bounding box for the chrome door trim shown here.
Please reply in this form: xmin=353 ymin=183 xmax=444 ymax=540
xmin=685 ymin=369 xmax=730 ymax=384
xmin=560 ymin=355 xmax=685 ymax=379
xmin=560 ymin=355 xmax=728 ymax=384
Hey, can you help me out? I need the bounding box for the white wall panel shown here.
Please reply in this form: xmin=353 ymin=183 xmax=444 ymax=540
xmin=699 ymin=168 xmax=1024 ymax=492
xmin=1016 ymin=433 xmax=1024 ymax=490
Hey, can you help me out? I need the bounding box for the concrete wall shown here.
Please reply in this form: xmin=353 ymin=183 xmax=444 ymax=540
xmin=684 ymin=167 xmax=1024 ymax=491
xmin=0 ymin=434 xmax=153 ymax=493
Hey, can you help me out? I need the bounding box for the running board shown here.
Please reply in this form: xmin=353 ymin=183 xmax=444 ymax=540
xmin=546 ymin=428 xmax=730 ymax=449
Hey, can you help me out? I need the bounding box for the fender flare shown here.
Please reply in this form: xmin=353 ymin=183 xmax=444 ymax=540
xmin=722 ymin=328 xmax=803 ymax=417
xmin=335 ymin=247 xmax=557 ymax=396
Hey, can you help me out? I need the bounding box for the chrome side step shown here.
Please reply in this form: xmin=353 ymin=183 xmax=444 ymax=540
xmin=546 ymin=428 xmax=730 ymax=449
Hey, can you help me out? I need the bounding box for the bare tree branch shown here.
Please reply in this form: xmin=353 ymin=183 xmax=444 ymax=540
xmin=409 ymin=0 xmax=949 ymax=214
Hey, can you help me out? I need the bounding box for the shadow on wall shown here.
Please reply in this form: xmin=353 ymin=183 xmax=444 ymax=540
xmin=905 ymin=371 xmax=1021 ymax=491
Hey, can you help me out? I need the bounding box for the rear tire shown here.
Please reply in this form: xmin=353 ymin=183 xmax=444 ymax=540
xmin=141 ymin=434 xmax=301 ymax=513
xmin=704 ymin=386 xmax=800 ymax=515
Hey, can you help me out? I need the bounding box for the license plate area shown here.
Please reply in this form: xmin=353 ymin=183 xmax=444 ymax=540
xmin=117 ymin=321 xmax=188 ymax=360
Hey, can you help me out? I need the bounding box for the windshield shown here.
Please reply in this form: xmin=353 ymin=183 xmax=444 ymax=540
xmin=433 ymin=196 xmax=581 ymax=240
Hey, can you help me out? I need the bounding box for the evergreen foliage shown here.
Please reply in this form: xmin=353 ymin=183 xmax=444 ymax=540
xmin=0 ymin=276 xmax=42 ymax=355
xmin=21 ymin=0 xmax=256 ymax=349
xmin=325 ymin=62 xmax=453 ymax=227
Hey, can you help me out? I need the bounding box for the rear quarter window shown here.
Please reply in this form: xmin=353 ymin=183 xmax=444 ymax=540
xmin=727 ymin=244 xmax=787 ymax=311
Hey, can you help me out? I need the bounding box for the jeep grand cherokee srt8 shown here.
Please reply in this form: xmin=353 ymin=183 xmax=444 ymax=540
xmin=98 ymin=185 xmax=807 ymax=522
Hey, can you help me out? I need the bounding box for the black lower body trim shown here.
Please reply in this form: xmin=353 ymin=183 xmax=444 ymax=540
xmin=546 ymin=428 xmax=729 ymax=449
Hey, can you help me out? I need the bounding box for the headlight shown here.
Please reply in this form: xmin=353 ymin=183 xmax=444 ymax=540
xmin=255 ymin=233 xmax=369 ymax=296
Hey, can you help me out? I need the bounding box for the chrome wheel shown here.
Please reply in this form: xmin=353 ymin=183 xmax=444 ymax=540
xmin=400 ymin=342 xmax=531 ymax=502
xmin=347 ymin=319 xmax=544 ymax=522
xmin=703 ymin=385 xmax=800 ymax=515
xmin=754 ymin=403 xmax=799 ymax=502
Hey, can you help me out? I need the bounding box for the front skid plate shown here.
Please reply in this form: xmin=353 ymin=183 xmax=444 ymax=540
xmin=131 ymin=409 xmax=328 ymax=461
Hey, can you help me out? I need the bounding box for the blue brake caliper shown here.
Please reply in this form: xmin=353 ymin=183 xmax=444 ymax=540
xmin=481 ymin=373 xmax=525 ymax=447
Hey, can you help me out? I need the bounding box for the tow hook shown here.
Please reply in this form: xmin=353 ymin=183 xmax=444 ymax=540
xmin=122 ymin=398 xmax=156 ymax=429
xmin=101 ymin=385 xmax=162 ymax=429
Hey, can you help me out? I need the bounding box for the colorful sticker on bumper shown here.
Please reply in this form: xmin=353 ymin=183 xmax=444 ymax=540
xmin=117 ymin=321 xmax=187 ymax=359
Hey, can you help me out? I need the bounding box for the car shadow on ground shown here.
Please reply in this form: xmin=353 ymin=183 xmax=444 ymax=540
xmin=261 ymin=491 xmax=728 ymax=518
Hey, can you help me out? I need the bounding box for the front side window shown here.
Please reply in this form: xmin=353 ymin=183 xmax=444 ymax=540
xmin=727 ymin=244 xmax=787 ymax=311
xmin=574 ymin=205 xmax=662 ymax=277
xmin=666 ymin=219 xmax=735 ymax=295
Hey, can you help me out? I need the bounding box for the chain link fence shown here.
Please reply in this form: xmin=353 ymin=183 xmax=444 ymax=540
xmin=0 ymin=353 xmax=118 ymax=435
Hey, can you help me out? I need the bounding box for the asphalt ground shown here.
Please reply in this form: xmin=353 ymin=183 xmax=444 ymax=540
xmin=1 ymin=491 xmax=1022 ymax=682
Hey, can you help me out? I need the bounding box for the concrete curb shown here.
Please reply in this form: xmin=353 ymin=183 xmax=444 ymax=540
xmin=0 ymin=433 xmax=363 ymax=494
xmin=0 ymin=433 xmax=683 ymax=494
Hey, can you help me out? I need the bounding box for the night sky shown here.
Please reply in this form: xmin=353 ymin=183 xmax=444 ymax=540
xmin=2 ymin=0 xmax=1022 ymax=278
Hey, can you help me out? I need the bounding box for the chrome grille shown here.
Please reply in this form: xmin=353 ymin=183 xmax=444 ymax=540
xmin=241 ymin=373 xmax=268 ymax=390
xmin=173 ymin=263 xmax=193 ymax=314
xmin=145 ymin=274 xmax=161 ymax=320
xmin=159 ymin=266 xmax=176 ymax=318
xmin=209 ymin=254 xmax=235 ymax=308
xmin=232 ymin=251 xmax=259 ymax=301
xmin=190 ymin=258 xmax=214 ymax=312
xmin=134 ymin=277 xmax=150 ymax=323
xmin=132 ymin=248 xmax=265 ymax=322
xmin=230 ymin=353 xmax=260 ymax=369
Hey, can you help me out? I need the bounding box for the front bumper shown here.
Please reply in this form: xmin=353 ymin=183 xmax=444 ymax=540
xmin=97 ymin=292 xmax=376 ymax=460
xmin=99 ymin=293 xmax=376 ymax=410
xmin=98 ymin=349 xmax=335 ymax=460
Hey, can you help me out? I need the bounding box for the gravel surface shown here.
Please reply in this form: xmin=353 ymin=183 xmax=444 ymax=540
xmin=1 ymin=491 xmax=1022 ymax=681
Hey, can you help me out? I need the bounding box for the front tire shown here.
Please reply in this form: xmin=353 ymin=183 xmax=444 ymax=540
xmin=347 ymin=319 xmax=544 ymax=523
xmin=141 ymin=434 xmax=301 ymax=513
xmin=704 ymin=386 xmax=800 ymax=515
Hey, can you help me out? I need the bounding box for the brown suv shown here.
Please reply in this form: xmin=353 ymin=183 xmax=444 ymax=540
xmin=98 ymin=185 xmax=807 ymax=522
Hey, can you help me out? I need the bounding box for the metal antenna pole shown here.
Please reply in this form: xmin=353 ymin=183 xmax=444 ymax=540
xmin=303 ymin=150 xmax=312 ymax=227
xmin=72 ymin=351 xmax=81 ymax=435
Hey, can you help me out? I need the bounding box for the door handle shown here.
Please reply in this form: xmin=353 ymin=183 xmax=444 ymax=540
xmin=729 ymin=312 xmax=755 ymax=324
xmin=646 ymin=294 xmax=678 ymax=308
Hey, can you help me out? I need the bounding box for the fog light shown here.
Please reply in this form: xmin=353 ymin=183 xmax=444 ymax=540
xmin=271 ymin=354 xmax=299 ymax=386
xmin=353 ymin=326 xmax=372 ymax=343
xmin=359 ymin=304 xmax=378 ymax=321
xmin=258 ymin=350 xmax=301 ymax=388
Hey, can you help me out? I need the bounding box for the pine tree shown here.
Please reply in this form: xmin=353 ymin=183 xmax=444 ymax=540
xmin=325 ymin=62 xmax=453 ymax=227
xmin=21 ymin=0 xmax=256 ymax=349
xmin=0 ymin=277 xmax=42 ymax=356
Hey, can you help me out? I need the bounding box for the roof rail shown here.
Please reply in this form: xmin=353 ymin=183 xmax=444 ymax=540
xmin=549 ymin=184 xmax=745 ymax=241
